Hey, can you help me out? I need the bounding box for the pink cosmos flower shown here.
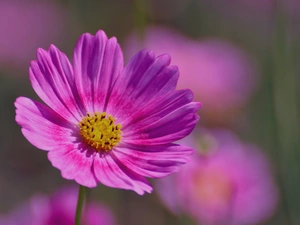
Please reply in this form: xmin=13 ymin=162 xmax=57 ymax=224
xmin=157 ymin=130 xmax=278 ymax=225
xmin=0 ymin=187 xmax=116 ymax=225
xmin=14 ymin=30 xmax=201 ymax=195
xmin=124 ymin=26 xmax=258 ymax=115
xmin=0 ymin=0 xmax=68 ymax=70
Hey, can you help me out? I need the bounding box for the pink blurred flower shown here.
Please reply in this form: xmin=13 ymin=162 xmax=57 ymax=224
xmin=0 ymin=0 xmax=69 ymax=70
xmin=124 ymin=27 xmax=258 ymax=120
xmin=15 ymin=30 xmax=200 ymax=194
xmin=156 ymin=130 xmax=278 ymax=225
xmin=0 ymin=187 xmax=116 ymax=225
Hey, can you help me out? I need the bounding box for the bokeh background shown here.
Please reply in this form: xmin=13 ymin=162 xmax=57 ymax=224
xmin=0 ymin=0 xmax=299 ymax=224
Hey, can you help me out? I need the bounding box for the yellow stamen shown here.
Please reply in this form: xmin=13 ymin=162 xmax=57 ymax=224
xmin=79 ymin=112 xmax=122 ymax=152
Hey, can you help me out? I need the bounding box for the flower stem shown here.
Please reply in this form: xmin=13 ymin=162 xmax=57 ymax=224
xmin=133 ymin=0 xmax=147 ymax=39
xmin=75 ymin=185 xmax=86 ymax=225
xmin=272 ymin=0 xmax=300 ymax=224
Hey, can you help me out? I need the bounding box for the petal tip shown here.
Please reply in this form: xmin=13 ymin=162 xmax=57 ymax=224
xmin=95 ymin=29 xmax=108 ymax=39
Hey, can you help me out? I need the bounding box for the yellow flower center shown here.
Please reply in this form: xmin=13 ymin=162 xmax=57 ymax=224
xmin=79 ymin=112 xmax=122 ymax=152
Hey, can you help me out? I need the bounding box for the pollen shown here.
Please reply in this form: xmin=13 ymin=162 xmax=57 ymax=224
xmin=79 ymin=112 xmax=122 ymax=152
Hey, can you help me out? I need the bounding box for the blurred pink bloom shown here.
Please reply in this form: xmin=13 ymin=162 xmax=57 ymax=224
xmin=0 ymin=0 xmax=69 ymax=70
xmin=124 ymin=27 xmax=258 ymax=115
xmin=156 ymin=130 xmax=279 ymax=225
xmin=0 ymin=187 xmax=116 ymax=225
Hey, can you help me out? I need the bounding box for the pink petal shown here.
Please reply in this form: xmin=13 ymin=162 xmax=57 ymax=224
xmin=47 ymin=144 xmax=97 ymax=187
xmin=121 ymin=89 xmax=195 ymax=128
xmin=29 ymin=45 xmax=84 ymax=123
xmin=73 ymin=30 xmax=123 ymax=113
xmin=93 ymin=153 xmax=152 ymax=195
xmin=123 ymin=101 xmax=201 ymax=145
xmin=113 ymin=143 xmax=194 ymax=178
xmin=107 ymin=49 xmax=179 ymax=121
xmin=14 ymin=97 xmax=74 ymax=151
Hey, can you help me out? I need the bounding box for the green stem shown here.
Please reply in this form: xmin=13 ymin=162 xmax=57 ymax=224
xmin=133 ymin=0 xmax=147 ymax=39
xmin=75 ymin=185 xmax=87 ymax=225
xmin=272 ymin=0 xmax=300 ymax=224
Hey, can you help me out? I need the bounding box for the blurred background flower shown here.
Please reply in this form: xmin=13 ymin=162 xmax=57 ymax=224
xmin=157 ymin=129 xmax=279 ymax=225
xmin=0 ymin=186 xmax=116 ymax=225
xmin=0 ymin=0 xmax=77 ymax=72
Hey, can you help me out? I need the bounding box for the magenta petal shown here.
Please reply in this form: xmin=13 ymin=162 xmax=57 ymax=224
xmin=48 ymin=145 xmax=98 ymax=188
xmin=114 ymin=144 xmax=194 ymax=178
xmin=73 ymin=30 xmax=123 ymax=113
xmin=122 ymin=89 xmax=195 ymax=129
xmin=107 ymin=50 xmax=179 ymax=121
xmin=29 ymin=45 xmax=84 ymax=123
xmin=122 ymin=90 xmax=201 ymax=145
xmin=15 ymin=97 xmax=74 ymax=151
xmin=93 ymin=153 xmax=152 ymax=195
xmin=125 ymin=102 xmax=200 ymax=145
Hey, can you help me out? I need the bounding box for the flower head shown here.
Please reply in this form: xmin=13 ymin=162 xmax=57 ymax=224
xmin=0 ymin=187 xmax=115 ymax=225
xmin=15 ymin=30 xmax=201 ymax=195
xmin=156 ymin=130 xmax=278 ymax=225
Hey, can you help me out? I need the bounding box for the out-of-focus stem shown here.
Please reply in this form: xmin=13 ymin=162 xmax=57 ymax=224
xmin=272 ymin=0 xmax=300 ymax=224
xmin=75 ymin=185 xmax=87 ymax=225
xmin=133 ymin=0 xmax=147 ymax=40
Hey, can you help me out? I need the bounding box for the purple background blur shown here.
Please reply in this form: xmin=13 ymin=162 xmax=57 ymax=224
xmin=0 ymin=0 xmax=299 ymax=225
